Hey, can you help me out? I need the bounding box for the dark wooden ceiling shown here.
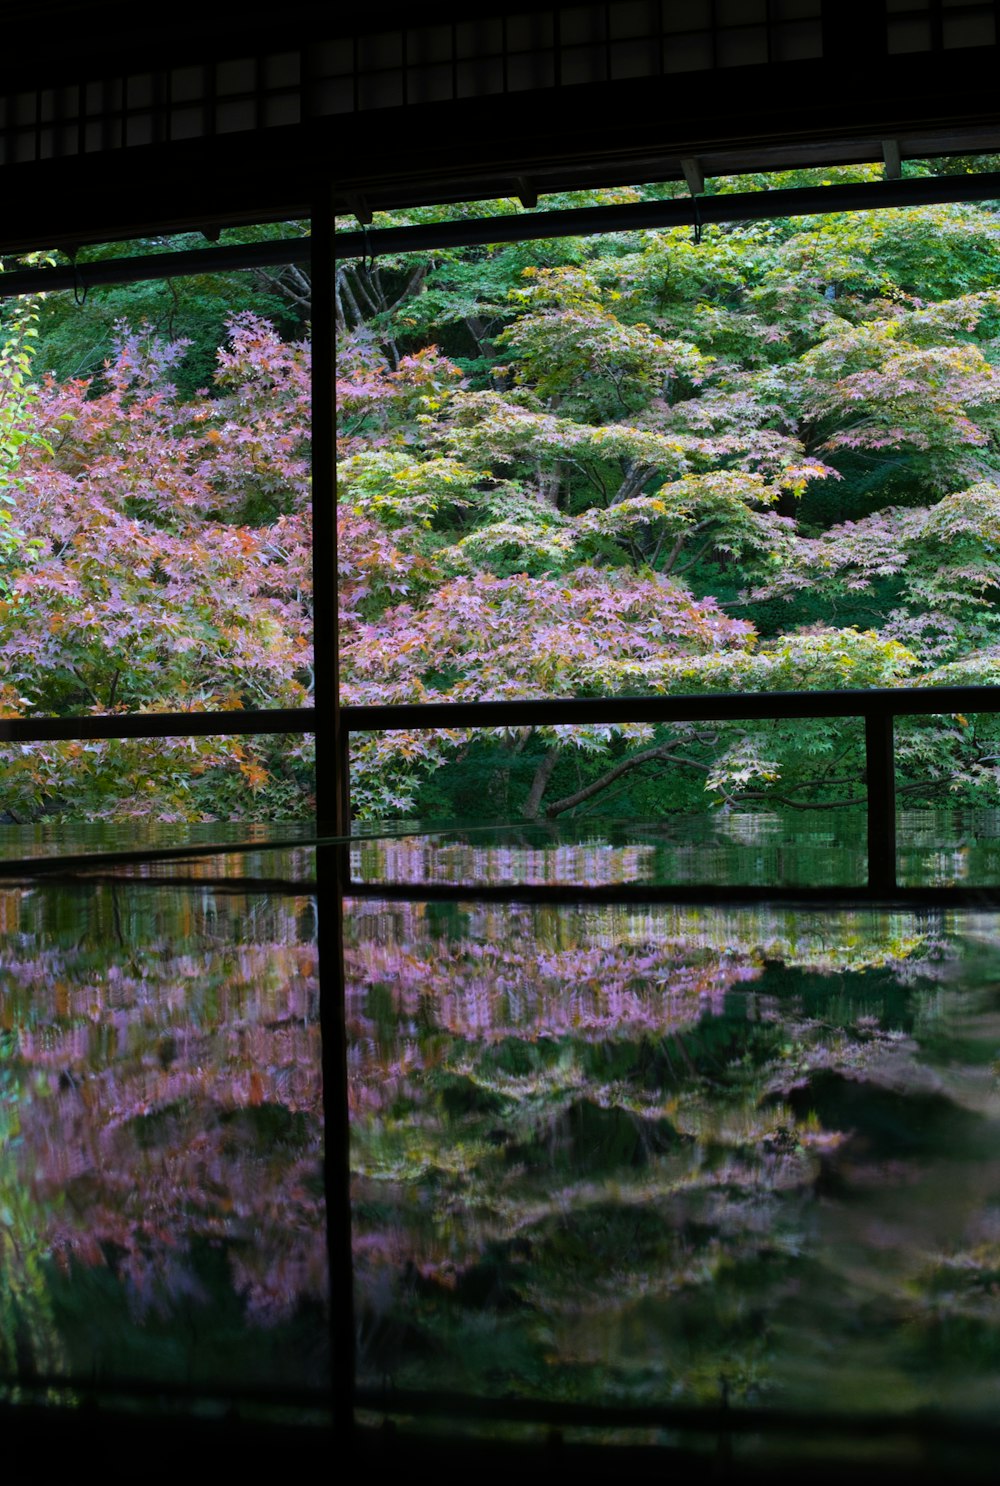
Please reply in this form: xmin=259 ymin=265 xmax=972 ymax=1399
xmin=0 ymin=1 xmax=997 ymax=249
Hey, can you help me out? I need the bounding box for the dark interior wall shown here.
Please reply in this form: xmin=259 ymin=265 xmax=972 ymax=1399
xmin=1 ymin=2 xmax=999 ymax=251
xmin=332 ymin=1 xmax=1000 ymax=211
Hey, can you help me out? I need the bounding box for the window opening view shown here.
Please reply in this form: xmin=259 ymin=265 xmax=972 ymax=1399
xmin=336 ymin=165 xmax=1000 ymax=888
xmin=8 ymin=155 xmax=1000 ymax=1468
xmin=339 ymin=162 xmax=1000 ymax=1473
xmin=0 ymin=228 xmax=331 ymax=1429
xmin=0 ymin=226 xmax=314 ymax=836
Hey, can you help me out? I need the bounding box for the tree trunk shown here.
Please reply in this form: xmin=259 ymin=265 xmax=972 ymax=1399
xmin=522 ymin=748 xmax=559 ymax=819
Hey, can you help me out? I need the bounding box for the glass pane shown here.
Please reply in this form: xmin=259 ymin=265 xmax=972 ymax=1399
xmin=663 ymin=30 xmax=715 ymax=67
xmin=887 ymin=17 xmax=933 ymax=51
xmin=456 ymin=18 xmax=504 ymax=57
xmin=716 ymin=24 xmax=769 ymax=64
xmin=771 ymin=18 xmax=823 ymax=60
xmin=717 ymin=0 xmax=767 ymax=25
xmin=347 ymin=812 xmax=868 ymax=888
xmin=507 ymin=11 xmax=555 ymax=48
xmin=661 ymin=0 xmax=712 ymax=31
xmin=345 ymin=721 xmax=867 ymax=873
xmin=609 ymin=1 xmax=660 ymax=39
xmin=943 ymin=12 xmax=997 ymax=46
xmin=610 ymin=37 xmax=662 ymax=77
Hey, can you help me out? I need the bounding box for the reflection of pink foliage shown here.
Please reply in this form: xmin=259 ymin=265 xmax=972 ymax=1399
xmin=349 ymin=838 xmax=659 ymax=886
xmin=4 ymin=892 xmax=326 ymax=1327
xmin=344 ymin=899 xmax=757 ymax=1112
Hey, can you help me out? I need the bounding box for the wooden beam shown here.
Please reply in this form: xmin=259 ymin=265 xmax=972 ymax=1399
xmin=681 ymin=157 xmax=705 ymax=197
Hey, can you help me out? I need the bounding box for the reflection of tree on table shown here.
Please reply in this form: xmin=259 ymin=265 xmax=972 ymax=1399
xmin=0 ymin=875 xmax=325 ymax=1382
xmin=347 ymin=888 xmax=1000 ymax=1412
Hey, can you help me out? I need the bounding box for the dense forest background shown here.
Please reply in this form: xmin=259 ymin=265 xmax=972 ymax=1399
xmin=338 ymin=162 xmax=1000 ymax=824
xmin=4 ymin=161 xmax=1000 ymax=824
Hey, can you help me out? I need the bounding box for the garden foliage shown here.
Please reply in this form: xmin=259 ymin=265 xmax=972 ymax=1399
xmin=337 ymin=173 xmax=1000 ymax=821
xmin=0 ymin=305 xmax=313 ymax=821
xmin=5 ymin=171 xmax=1000 ymax=821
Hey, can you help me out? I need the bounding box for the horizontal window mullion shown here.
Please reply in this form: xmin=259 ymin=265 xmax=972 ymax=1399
xmin=343 ymin=880 xmax=1000 ymax=908
xmin=0 ymin=708 xmax=314 ymax=743
xmin=340 ymin=686 xmax=1000 ymax=731
xmin=332 ymin=171 xmax=1000 ymax=257
xmin=0 ymin=234 xmax=309 ymax=299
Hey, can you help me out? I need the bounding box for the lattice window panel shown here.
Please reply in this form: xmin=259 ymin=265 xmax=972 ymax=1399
xmin=886 ymin=0 xmax=998 ymax=53
xmin=0 ymin=3 xmax=834 ymax=164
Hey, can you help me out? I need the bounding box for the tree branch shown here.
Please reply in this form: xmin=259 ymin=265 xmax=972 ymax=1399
xmin=352 ymin=270 xmax=380 ymax=317
xmin=387 ymin=260 xmax=431 ymax=315
xmin=252 ymin=267 xmax=312 ymax=314
xmin=611 ymin=461 xmax=654 ymax=507
xmin=543 ymin=740 xmax=712 ymax=818
xmin=672 ymin=536 xmax=716 ymax=577
xmin=656 ymin=530 xmax=687 ymax=574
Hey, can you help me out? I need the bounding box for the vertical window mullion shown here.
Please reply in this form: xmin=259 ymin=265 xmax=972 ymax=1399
xmin=310 ymin=194 xmax=344 ymax=837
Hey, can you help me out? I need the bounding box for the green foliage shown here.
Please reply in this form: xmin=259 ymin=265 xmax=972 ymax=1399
xmin=0 ymin=279 xmax=51 ymax=587
xmin=26 ymin=224 xmax=309 ymax=399
xmin=7 ymin=170 xmax=1000 ymax=825
xmin=336 ymin=167 xmax=1000 ymax=822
